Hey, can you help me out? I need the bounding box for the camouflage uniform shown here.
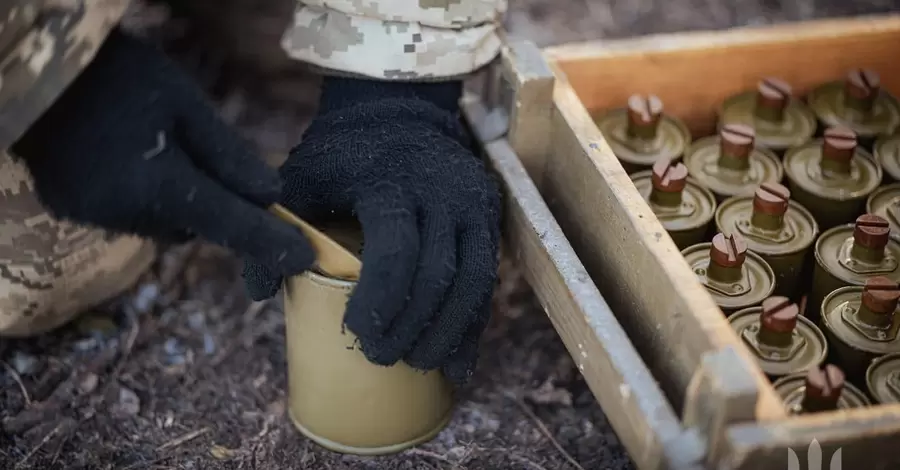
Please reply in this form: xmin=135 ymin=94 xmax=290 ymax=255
xmin=0 ymin=0 xmax=505 ymax=336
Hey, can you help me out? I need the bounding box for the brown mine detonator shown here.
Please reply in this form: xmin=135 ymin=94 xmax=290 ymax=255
xmin=630 ymin=159 xmax=717 ymax=249
xmin=682 ymin=232 xmax=775 ymax=314
xmin=683 ymin=123 xmax=783 ymax=202
xmin=715 ymin=183 xmax=818 ymax=298
xmin=821 ymin=276 xmax=900 ymax=385
xmin=728 ymin=296 xmax=828 ymax=379
xmin=866 ymin=352 xmax=900 ymax=404
xmin=866 ymin=182 xmax=900 ymax=234
xmin=807 ymin=69 xmax=900 ymax=148
xmin=593 ymin=94 xmax=692 ymax=174
xmin=773 ymin=364 xmax=871 ymax=414
xmin=282 ymin=223 xmax=454 ymax=455
xmin=717 ymin=77 xmax=817 ymax=154
xmin=783 ymin=126 xmax=882 ymax=231
xmin=809 ymin=214 xmax=900 ymax=322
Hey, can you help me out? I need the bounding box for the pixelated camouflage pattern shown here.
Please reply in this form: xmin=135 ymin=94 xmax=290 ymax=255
xmin=0 ymin=0 xmax=130 ymax=151
xmin=0 ymin=150 xmax=156 ymax=337
xmin=281 ymin=1 xmax=504 ymax=80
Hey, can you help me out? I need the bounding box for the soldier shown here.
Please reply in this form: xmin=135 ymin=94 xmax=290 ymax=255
xmin=0 ymin=0 xmax=505 ymax=384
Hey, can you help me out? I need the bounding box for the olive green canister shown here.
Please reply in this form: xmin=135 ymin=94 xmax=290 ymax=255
xmin=773 ymin=364 xmax=871 ymax=414
xmin=874 ymin=133 xmax=900 ymax=183
xmin=594 ymin=94 xmax=692 ymax=174
xmin=717 ymin=77 xmax=817 ymax=155
xmin=866 ymin=352 xmax=900 ymax=404
xmin=683 ymin=123 xmax=783 ymax=202
xmin=631 ymin=159 xmax=717 ymax=250
xmin=715 ymin=183 xmax=818 ymax=298
xmin=782 ymin=126 xmax=882 ymax=231
xmin=807 ymin=69 xmax=900 ymax=149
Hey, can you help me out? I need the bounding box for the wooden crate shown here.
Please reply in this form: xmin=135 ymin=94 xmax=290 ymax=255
xmin=462 ymin=14 xmax=900 ymax=470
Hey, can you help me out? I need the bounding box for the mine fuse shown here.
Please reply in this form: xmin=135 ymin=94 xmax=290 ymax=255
xmin=783 ymin=126 xmax=882 ymax=231
xmin=593 ymin=94 xmax=692 ymax=174
xmin=773 ymin=364 xmax=871 ymax=414
xmin=717 ymin=77 xmax=817 ymax=155
xmin=682 ymin=123 xmax=783 ymax=202
xmin=866 ymin=183 xmax=900 ymax=234
xmin=809 ymin=214 xmax=900 ymax=322
xmin=866 ymin=352 xmax=900 ymax=404
xmin=630 ymin=158 xmax=717 ymax=249
xmin=820 ymin=276 xmax=900 ymax=386
xmin=728 ymin=296 xmax=828 ymax=379
xmin=807 ymin=69 xmax=900 ymax=149
xmin=682 ymin=232 xmax=776 ymax=314
xmin=874 ymin=133 xmax=900 ymax=183
xmin=715 ymin=183 xmax=818 ymax=298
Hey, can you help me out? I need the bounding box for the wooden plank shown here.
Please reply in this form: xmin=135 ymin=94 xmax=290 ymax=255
xmin=461 ymin=95 xmax=706 ymax=470
xmin=543 ymin=14 xmax=900 ymax=138
xmin=541 ymin=73 xmax=786 ymax=422
xmin=719 ymin=404 xmax=900 ymax=470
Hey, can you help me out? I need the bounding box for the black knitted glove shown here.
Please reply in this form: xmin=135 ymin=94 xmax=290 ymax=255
xmin=242 ymin=77 xmax=502 ymax=384
xmin=11 ymin=28 xmax=314 ymax=277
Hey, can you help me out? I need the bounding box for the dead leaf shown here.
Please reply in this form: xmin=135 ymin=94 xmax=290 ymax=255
xmin=210 ymin=444 xmax=237 ymax=460
xmin=526 ymin=379 xmax=572 ymax=407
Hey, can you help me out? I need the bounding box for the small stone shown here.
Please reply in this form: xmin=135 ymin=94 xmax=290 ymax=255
xmin=163 ymin=338 xmax=186 ymax=365
xmin=188 ymin=312 xmax=206 ymax=330
xmin=210 ymin=444 xmax=237 ymax=460
xmin=79 ymin=373 xmax=99 ymax=394
xmin=11 ymin=351 xmax=38 ymax=376
xmin=112 ymin=386 xmax=140 ymax=416
xmin=74 ymin=338 xmax=99 ymax=352
xmin=132 ymin=284 xmax=160 ymax=314
xmin=202 ymin=333 xmax=216 ymax=355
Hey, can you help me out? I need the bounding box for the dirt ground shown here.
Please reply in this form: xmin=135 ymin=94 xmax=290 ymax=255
xmin=2 ymin=1 xmax=899 ymax=469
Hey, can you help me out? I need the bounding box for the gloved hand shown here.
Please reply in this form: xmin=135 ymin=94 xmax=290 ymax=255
xmin=10 ymin=28 xmax=314 ymax=277
xmin=243 ymin=77 xmax=502 ymax=384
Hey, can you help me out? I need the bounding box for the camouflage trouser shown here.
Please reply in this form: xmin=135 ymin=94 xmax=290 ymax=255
xmin=0 ymin=150 xmax=155 ymax=337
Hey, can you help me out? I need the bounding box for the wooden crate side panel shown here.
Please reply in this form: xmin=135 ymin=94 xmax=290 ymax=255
xmin=461 ymin=94 xmax=705 ymax=470
xmin=544 ymin=14 xmax=900 ymax=137
xmin=721 ymin=404 xmax=900 ymax=470
xmin=543 ymin=77 xmax=786 ymax=422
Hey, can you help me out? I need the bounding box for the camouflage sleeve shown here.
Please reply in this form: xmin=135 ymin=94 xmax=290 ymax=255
xmin=280 ymin=0 xmax=506 ymax=81
xmin=0 ymin=0 xmax=129 ymax=150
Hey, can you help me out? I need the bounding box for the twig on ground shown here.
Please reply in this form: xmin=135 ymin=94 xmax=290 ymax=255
xmin=509 ymin=394 xmax=585 ymax=470
xmin=15 ymin=421 xmax=64 ymax=467
xmin=2 ymin=360 xmax=31 ymax=405
xmin=406 ymin=448 xmax=454 ymax=464
xmin=157 ymin=427 xmax=211 ymax=451
xmin=510 ymin=453 xmax=552 ymax=470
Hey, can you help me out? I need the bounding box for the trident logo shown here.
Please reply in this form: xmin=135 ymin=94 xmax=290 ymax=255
xmin=788 ymin=439 xmax=841 ymax=470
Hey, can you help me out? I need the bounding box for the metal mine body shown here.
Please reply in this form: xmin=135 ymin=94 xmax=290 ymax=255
xmin=773 ymin=369 xmax=871 ymax=413
xmin=782 ymin=135 xmax=882 ymax=231
xmin=866 ymin=183 xmax=900 ymax=234
xmin=281 ymin=228 xmax=453 ymax=455
xmin=715 ymin=190 xmax=818 ymax=299
xmin=866 ymin=352 xmax=900 ymax=404
xmin=810 ymin=219 xmax=900 ymax=322
xmin=874 ymin=134 xmax=900 ymax=183
xmin=807 ymin=71 xmax=900 ymax=149
xmin=717 ymin=79 xmax=818 ymax=155
xmin=728 ymin=305 xmax=828 ymax=379
xmin=682 ymin=234 xmax=776 ymax=314
xmin=593 ymin=95 xmax=692 ymax=174
xmin=820 ymin=285 xmax=900 ymax=386
xmin=683 ymin=132 xmax=783 ymax=202
xmin=631 ymin=166 xmax=717 ymax=250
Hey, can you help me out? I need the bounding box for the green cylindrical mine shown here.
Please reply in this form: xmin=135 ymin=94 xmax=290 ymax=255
xmin=809 ymin=214 xmax=900 ymax=322
xmin=631 ymin=160 xmax=717 ymax=250
xmin=874 ymin=133 xmax=900 ymax=183
xmin=783 ymin=127 xmax=882 ymax=231
xmin=866 ymin=183 xmax=900 ymax=235
xmin=728 ymin=297 xmax=828 ymax=379
xmin=865 ymin=352 xmax=900 ymax=404
xmin=715 ymin=183 xmax=819 ymax=299
xmin=593 ymin=94 xmax=692 ymax=174
xmin=807 ymin=69 xmax=900 ymax=149
xmin=773 ymin=365 xmax=871 ymax=414
xmin=682 ymin=232 xmax=776 ymax=314
xmin=820 ymin=277 xmax=900 ymax=386
xmin=683 ymin=124 xmax=783 ymax=202
xmin=717 ymin=77 xmax=818 ymax=155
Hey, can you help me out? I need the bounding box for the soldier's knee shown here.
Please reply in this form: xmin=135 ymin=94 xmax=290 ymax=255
xmin=0 ymin=151 xmax=156 ymax=337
